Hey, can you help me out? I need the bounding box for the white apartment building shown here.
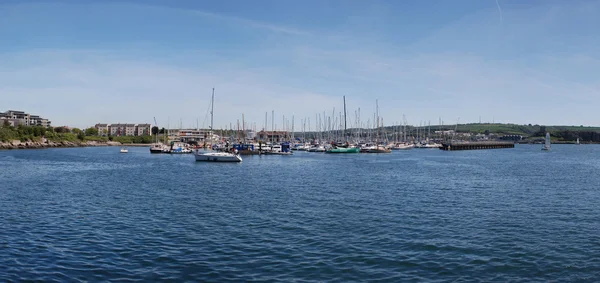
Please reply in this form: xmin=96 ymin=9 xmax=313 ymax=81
xmin=0 ymin=110 xmax=51 ymax=127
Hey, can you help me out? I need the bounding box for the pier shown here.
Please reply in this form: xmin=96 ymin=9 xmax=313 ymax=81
xmin=440 ymin=141 xmax=515 ymax=151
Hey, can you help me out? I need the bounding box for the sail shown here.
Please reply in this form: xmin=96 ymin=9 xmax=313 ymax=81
xmin=545 ymin=133 xmax=551 ymax=148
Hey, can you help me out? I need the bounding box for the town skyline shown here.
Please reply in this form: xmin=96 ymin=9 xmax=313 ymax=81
xmin=1 ymin=0 xmax=599 ymax=128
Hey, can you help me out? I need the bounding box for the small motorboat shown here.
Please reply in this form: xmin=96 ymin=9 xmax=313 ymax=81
xmin=195 ymin=151 xmax=242 ymax=162
xmin=120 ymin=147 xmax=128 ymax=153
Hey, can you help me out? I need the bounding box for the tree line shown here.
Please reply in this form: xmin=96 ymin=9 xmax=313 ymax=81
xmin=0 ymin=123 xmax=153 ymax=144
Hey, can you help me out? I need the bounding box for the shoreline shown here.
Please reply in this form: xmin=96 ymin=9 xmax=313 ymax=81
xmin=0 ymin=140 xmax=152 ymax=150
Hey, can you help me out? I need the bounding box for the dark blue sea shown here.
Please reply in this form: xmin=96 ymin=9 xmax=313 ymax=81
xmin=1 ymin=145 xmax=600 ymax=282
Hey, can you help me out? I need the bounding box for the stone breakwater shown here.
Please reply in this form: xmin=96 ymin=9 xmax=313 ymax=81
xmin=0 ymin=140 xmax=123 ymax=150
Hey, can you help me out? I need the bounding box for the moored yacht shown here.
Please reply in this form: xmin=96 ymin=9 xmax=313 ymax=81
xmin=391 ymin=143 xmax=414 ymax=150
xmin=150 ymin=143 xmax=167 ymax=154
xmin=194 ymin=88 xmax=243 ymax=163
xmin=195 ymin=150 xmax=242 ymax=162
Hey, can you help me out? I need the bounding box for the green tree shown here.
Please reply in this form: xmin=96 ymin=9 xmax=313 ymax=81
xmin=152 ymin=126 xmax=159 ymax=135
xmin=33 ymin=126 xmax=41 ymax=137
xmin=85 ymin=127 xmax=99 ymax=136
xmin=2 ymin=120 xmax=9 ymax=127
xmin=54 ymin=126 xmax=68 ymax=133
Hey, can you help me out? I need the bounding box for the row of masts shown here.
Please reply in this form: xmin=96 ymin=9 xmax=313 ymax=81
xmin=153 ymin=90 xmax=459 ymax=144
xmin=224 ymin=101 xmax=454 ymax=145
xmin=158 ymin=114 xmax=454 ymax=144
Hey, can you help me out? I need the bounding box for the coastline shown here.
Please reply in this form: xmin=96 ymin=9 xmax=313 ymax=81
xmin=0 ymin=140 xmax=151 ymax=150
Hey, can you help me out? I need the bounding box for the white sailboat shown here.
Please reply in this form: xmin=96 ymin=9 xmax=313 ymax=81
xmin=542 ymin=132 xmax=551 ymax=151
xmin=576 ymin=138 xmax=580 ymax=145
xmin=195 ymin=88 xmax=242 ymax=162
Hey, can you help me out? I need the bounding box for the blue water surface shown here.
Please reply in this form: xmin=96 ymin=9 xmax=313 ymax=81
xmin=1 ymin=145 xmax=600 ymax=282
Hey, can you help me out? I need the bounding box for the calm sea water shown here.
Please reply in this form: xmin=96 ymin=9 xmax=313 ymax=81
xmin=1 ymin=145 xmax=600 ymax=282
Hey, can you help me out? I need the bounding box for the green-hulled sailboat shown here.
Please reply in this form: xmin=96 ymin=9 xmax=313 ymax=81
xmin=326 ymin=145 xmax=360 ymax=153
xmin=326 ymin=96 xmax=360 ymax=154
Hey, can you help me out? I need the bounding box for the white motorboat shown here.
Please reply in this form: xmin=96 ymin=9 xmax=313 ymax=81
xmin=391 ymin=143 xmax=414 ymax=150
xmin=195 ymin=151 xmax=242 ymax=162
xmin=415 ymin=142 xmax=442 ymax=149
xmin=120 ymin=147 xmax=128 ymax=153
xmin=307 ymin=145 xmax=326 ymax=152
xmin=150 ymin=143 xmax=166 ymax=154
xmin=168 ymin=142 xmax=193 ymax=154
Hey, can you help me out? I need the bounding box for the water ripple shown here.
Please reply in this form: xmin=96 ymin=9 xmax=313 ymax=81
xmin=2 ymin=145 xmax=600 ymax=281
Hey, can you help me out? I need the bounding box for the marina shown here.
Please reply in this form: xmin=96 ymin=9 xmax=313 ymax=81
xmin=2 ymin=144 xmax=599 ymax=282
xmin=2 ymin=0 xmax=598 ymax=281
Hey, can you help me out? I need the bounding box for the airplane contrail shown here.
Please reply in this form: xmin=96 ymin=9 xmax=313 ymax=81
xmin=495 ymin=0 xmax=504 ymax=24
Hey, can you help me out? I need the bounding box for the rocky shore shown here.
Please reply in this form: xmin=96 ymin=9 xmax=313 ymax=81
xmin=0 ymin=140 xmax=123 ymax=150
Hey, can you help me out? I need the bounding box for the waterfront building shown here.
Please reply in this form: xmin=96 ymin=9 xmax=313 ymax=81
xmin=136 ymin=124 xmax=151 ymax=136
xmin=0 ymin=110 xmax=51 ymax=127
xmin=95 ymin=124 xmax=110 ymax=136
xmin=257 ymin=131 xmax=289 ymax=142
xmin=94 ymin=123 xmax=153 ymax=136
xmin=0 ymin=117 xmax=20 ymax=127
xmin=171 ymin=129 xmax=213 ymax=143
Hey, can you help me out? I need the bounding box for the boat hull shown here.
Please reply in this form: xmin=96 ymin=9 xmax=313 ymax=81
xmin=238 ymin=150 xmax=261 ymax=155
xmin=195 ymin=152 xmax=242 ymax=162
xmin=391 ymin=144 xmax=414 ymax=150
xmin=325 ymin=147 xmax=360 ymax=153
xmin=262 ymin=151 xmax=293 ymax=155
xmin=168 ymin=150 xmax=194 ymax=154
xmin=362 ymin=147 xmax=392 ymax=153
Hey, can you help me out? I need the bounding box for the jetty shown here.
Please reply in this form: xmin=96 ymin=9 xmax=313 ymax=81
xmin=440 ymin=141 xmax=514 ymax=151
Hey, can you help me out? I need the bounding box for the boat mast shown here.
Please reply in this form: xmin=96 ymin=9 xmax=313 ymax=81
xmin=376 ymin=99 xmax=379 ymax=145
xmin=242 ymin=113 xmax=245 ymax=144
xmin=210 ymin=88 xmax=214 ymax=143
xmin=343 ymin=95 xmax=347 ymax=142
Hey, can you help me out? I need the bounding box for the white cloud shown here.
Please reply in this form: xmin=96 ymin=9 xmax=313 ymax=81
xmin=3 ymin=46 xmax=598 ymax=129
xmin=0 ymin=50 xmax=342 ymax=129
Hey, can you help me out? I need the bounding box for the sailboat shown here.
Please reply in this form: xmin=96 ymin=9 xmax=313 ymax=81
xmin=541 ymin=132 xmax=551 ymax=151
xmin=362 ymin=99 xmax=391 ymax=153
xmin=326 ymin=96 xmax=360 ymax=153
xmin=195 ymin=88 xmax=243 ymax=162
xmin=576 ymin=138 xmax=580 ymax=145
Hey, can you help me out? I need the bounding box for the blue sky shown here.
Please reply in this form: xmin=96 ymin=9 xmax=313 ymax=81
xmin=1 ymin=0 xmax=599 ymax=129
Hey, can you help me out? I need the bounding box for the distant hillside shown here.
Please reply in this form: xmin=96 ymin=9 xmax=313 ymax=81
xmin=406 ymin=123 xmax=600 ymax=142
xmin=291 ymin=123 xmax=600 ymax=143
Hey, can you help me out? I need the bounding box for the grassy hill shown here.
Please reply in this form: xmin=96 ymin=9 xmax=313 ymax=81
xmin=413 ymin=123 xmax=600 ymax=142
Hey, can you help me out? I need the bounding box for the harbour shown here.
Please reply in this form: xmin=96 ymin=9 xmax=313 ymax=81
xmin=2 ymin=0 xmax=598 ymax=281
xmin=2 ymin=144 xmax=599 ymax=282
